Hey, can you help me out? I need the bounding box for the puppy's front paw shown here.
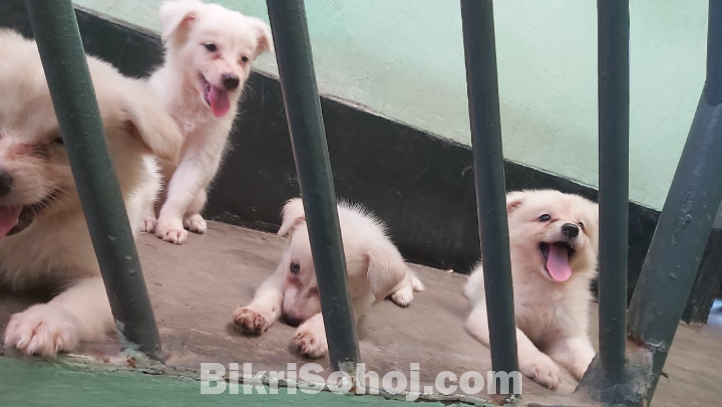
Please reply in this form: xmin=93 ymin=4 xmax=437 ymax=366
xmin=3 ymin=304 xmax=80 ymax=357
xmin=293 ymin=326 xmax=328 ymax=359
xmin=142 ymin=216 xmax=157 ymax=233
xmin=520 ymin=354 xmax=561 ymax=390
xmin=232 ymin=306 xmax=272 ymax=335
xmin=184 ymin=214 xmax=207 ymax=234
xmin=390 ymin=286 xmax=414 ymax=307
xmin=155 ymin=217 xmax=188 ymax=245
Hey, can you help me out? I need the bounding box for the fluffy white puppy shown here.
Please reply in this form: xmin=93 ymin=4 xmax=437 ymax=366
xmin=0 ymin=29 xmax=181 ymax=356
xmin=145 ymin=0 xmax=274 ymax=245
xmin=233 ymin=198 xmax=424 ymax=358
xmin=464 ymin=190 xmax=599 ymax=390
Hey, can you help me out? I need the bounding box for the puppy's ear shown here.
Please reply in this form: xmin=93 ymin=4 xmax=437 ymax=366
xmin=249 ymin=17 xmax=274 ymax=57
xmin=506 ymin=191 xmax=526 ymax=215
xmin=159 ymin=0 xmax=203 ymax=44
xmin=278 ymin=198 xmax=306 ymax=237
xmin=120 ymin=84 xmax=182 ymax=164
xmin=366 ymin=246 xmax=407 ymax=301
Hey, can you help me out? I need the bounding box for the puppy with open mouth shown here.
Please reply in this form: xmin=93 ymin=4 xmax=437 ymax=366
xmin=144 ymin=0 xmax=273 ymax=245
xmin=464 ymin=190 xmax=599 ymax=390
xmin=0 ymin=29 xmax=181 ymax=356
xmin=232 ymin=198 xmax=424 ymax=358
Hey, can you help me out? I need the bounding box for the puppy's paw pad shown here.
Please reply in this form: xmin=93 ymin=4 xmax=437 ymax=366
xmin=142 ymin=216 xmax=157 ymax=233
xmin=184 ymin=214 xmax=207 ymax=234
xmin=3 ymin=305 xmax=79 ymax=357
xmin=390 ymin=289 xmax=414 ymax=308
xmin=521 ymin=357 xmax=561 ymax=390
xmin=232 ymin=307 xmax=268 ymax=335
xmin=293 ymin=330 xmax=327 ymax=359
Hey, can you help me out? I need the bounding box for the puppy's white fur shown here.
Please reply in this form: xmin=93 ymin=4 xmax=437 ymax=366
xmin=464 ymin=190 xmax=599 ymax=390
xmin=146 ymin=0 xmax=273 ymax=244
xmin=233 ymin=198 xmax=424 ymax=358
xmin=0 ymin=30 xmax=181 ymax=356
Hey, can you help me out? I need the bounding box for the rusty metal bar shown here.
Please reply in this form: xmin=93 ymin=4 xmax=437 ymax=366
xmin=597 ymin=0 xmax=630 ymax=381
xmin=627 ymin=0 xmax=722 ymax=403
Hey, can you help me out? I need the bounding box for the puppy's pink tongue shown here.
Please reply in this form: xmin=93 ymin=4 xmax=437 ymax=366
xmin=0 ymin=205 xmax=22 ymax=240
xmin=547 ymin=244 xmax=572 ymax=282
xmin=209 ymin=86 xmax=231 ymax=118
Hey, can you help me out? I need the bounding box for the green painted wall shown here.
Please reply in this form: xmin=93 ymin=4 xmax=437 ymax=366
xmin=73 ymin=0 xmax=709 ymax=210
xmin=1 ymin=357 xmax=453 ymax=406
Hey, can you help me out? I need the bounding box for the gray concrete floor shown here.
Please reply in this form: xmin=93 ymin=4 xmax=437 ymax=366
xmin=1 ymin=221 xmax=721 ymax=406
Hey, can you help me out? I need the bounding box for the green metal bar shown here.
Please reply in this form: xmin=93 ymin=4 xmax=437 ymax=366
xmin=24 ymin=0 xmax=161 ymax=358
xmin=627 ymin=0 xmax=722 ymax=402
xmin=597 ymin=0 xmax=630 ymax=381
xmin=266 ymin=0 xmax=360 ymax=373
xmin=460 ymin=0 xmax=519 ymax=379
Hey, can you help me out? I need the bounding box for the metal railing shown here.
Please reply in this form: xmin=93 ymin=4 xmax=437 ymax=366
xmin=23 ymin=0 xmax=722 ymax=405
xmin=24 ymin=0 xmax=162 ymax=359
xmin=597 ymin=0 xmax=630 ymax=383
xmin=266 ymin=0 xmax=359 ymax=374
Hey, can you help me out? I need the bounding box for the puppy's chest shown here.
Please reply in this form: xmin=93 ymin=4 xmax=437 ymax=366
xmin=169 ymin=104 xmax=233 ymax=140
xmin=174 ymin=112 xmax=211 ymax=137
xmin=513 ymin=288 xmax=564 ymax=333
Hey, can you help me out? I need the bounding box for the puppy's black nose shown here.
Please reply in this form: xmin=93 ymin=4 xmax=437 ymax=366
xmin=562 ymin=223 xmax=579 ymax=238
xmin=0 ymin=171 xmax=13 ymax=197
xmin=282 ymin=313 xmax=302 ymax=327
xmin=222 ymin=74 xmax=240 ymax=91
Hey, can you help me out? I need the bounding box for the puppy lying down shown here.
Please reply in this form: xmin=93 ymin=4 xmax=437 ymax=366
xmin=0 ymin=29 xmax=181 ymax=356
xmin=233 ymin=198 xmax=424 ymax=358
xmin=464 ymin=190 xmax=599 ymax=390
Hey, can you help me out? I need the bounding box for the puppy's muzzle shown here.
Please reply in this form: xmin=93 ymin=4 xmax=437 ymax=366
xmin=282 ymin=313 xmax=303 ymax=327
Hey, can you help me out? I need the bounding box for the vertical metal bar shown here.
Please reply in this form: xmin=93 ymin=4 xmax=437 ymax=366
xmin=597 ymin=0 xmax=630 ymax=381
xmin=460 ymin=0 xmax=519 ymax=378
xmin=627 ymin=0 xmax=722 ymax=402
xmin=23 ymin=0 xmax=161 ymax=358
xmin=266 ymin=0 xmax=360 ymax=373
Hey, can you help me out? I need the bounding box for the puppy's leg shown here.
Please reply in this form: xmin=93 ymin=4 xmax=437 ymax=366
xmin=4 ymin=277 xmax=113 ymax=357
xmin=156 ymin=151 xmax=220 ymax=244
xmin=390 ymin=271 xmax=425 ymax=308
xmin=546 ymin=335 xmax=596 ymax=380
xmin=183 ymin=188 xmax=208 ymax=234
xmin=292 ymin=313 xmax=327 ymax=359
xmin=367 ymin=243 xmax=421 ymax=308
xmin=134 ymin=155 xmax=163 ymax=234
xmin=232 ymin=270 xmax=284 ymax=335
xmin=292 ymin=294 xmax=373 ymax=359
xmin=466 ymin=304 xmax=561 ymax=390
xmin=141 ymin=205 xmax=158 ymax=233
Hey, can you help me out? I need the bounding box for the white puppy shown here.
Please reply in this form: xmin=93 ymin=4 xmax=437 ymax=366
xmin=0 ymin=29 xmax=181 ymax=356
xmin=232 ymin=198 xmax=424 ymax=358
xmin=145 ymin=0 xmax=274 ymax=245
xmin=464 ymin=190 xmax=599 ymax=390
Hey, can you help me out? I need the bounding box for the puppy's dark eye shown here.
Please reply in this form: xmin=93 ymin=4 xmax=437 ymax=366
xmin=578 ymin=221 xmax=585 ymax=230
xmin=290 ymin=261 xmax=300 ymax=275
xmin=54 ymin=136 xmax=64 ymax=145
xmin=204 ymin=43 xmax=217 ymax=52
xmin=240 ymin=56 xmax=249 ymax=64
xmin=539 ymin=214 xmax=551 ymax=222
